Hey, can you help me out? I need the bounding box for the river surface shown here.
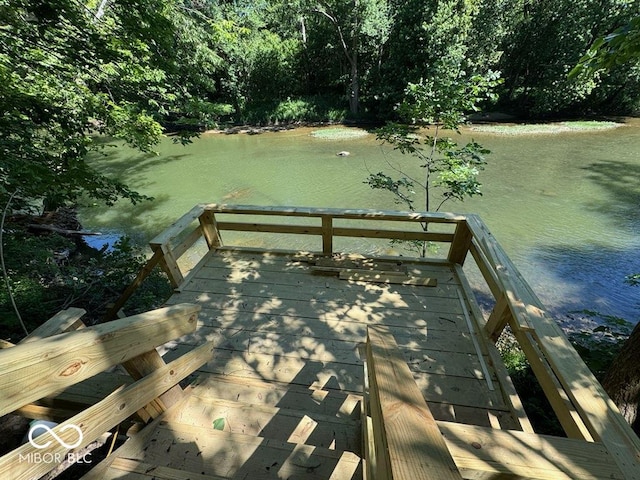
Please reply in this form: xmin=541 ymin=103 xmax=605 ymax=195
xmin=80 ymin=121 xmax=640 ymax=326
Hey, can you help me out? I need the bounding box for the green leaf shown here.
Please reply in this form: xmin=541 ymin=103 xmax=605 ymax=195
xmin=212 ymin=417 xmax=225 ymax=431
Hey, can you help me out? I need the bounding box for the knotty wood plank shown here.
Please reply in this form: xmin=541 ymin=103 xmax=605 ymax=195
xmin=185 ymin=268 xmax=458 ymax=309
xmin=167 ymin=293 xmax=469 ymax=332
xmin=198 ymin=255 xmax=458 ymax=286
xmin=178 ymin=321 xmax=479 ymax=355
xmin=19 ymin=307 xmax=86 ymax=343
xmin=180 ymin=267 xmax=459 ymax=309
xmin=312 ymin=265 xmax=408 ymax=276
xmin=82 ymin=399 xmax=190 ymax=480
xmin=366 ymin=325 xmax=463 ymax=479
xmin=127 ymin=421 xmax=361 ymax=480
xmin=174 ymin=328 xmax=482 ymax=370
xmin=203 ymin=248 xmax=457 ymax=277
xmin=190 ymin=373 xmax=362 ymax=419
xmin=439 ymin=421 xmax=625 ymax=480
xmin=314 ymin=256 xmax=408 ymax=272
xmin=164 ymin=346 xmax=365 ymax=394
xmin=170 ymin=287 xmax=464 ymax=320
xmin=0 ymin=341 xmax=215 ymax=480
xmin=175 ymin=326 xmax=488 ymax=380
xmin=0 ymin=304 xmax=200 ymax=416
xmin=413 ymin=371 xmax=508 ymax=411
xmin=201 ymin=203 xmax=466 ymax=223
xmin=105 ymin=458 xmax=225 ymax=480
xmin=427 ymin=403 xmax=521 ymax=430
xmin=163 ymin=394 xmax=361 ymax=453
xmin=340 ymin=271 xmax=437 ymax=286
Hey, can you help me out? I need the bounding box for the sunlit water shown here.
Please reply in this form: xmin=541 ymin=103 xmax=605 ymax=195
xmin=81 ymin=121 xmax=640 ymax=326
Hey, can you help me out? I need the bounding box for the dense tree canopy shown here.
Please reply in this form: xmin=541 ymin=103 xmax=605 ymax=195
xmin=0 ymin=0 xmax=225 ymax=210
xmin=2 ymin=0 xmax=640 ymax=210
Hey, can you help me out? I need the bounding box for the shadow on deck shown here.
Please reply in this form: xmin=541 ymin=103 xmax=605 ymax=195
xmin=1 ymin=204 xmax=639 ymax=480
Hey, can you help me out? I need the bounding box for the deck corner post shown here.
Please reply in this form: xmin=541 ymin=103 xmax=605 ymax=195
xmin=321 ymin=215 xmax=333 ymax=255
xmin=448 ymin=220 xmax=473 ymax=265
xmin=199 ymin=210 xmax=222 ymax=250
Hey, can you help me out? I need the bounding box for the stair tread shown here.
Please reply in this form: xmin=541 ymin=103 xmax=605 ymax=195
xmin=164 ymin=387 xmax=362 ymax=454
xmin=190 ymin=373 xmax=362 ymax=417
xmin=112 ymin=417 xmax=362 ymax=480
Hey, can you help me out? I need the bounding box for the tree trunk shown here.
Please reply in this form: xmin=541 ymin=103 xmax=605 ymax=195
xmin=349 ymin=56 xmax=359 ymax=114
xmin=602 ymin=321 xmax=640 ymax=435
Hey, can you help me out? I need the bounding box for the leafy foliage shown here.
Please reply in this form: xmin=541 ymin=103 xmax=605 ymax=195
xmin=572 ymin=15 xmax=640 ymax=75
xmin=367 ymin=64 xmax=500 ymax=214
xmin=365 ymin=63 xmax=499 ymax=255
xmin=499 ymin=0 xmax=640 ymax=116
xmin=0 ymin=0 xmax=226 ymax=211
xmin=0 ymin=228 xmax=172 ymax=340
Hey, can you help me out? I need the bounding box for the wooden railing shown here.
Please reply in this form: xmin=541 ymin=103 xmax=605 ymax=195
xmin=106 ymin=204 xmax=469 ymax=317
xmin=109 ymin=204 xmax=640 ymax=479
xmin=147 ymin=204 xmax=470 ymax=288
xmin=0 ymin=303 xmax=214 ymax=480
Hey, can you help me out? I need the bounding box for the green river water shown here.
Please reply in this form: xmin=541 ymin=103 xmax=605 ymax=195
xmin=80 ymin=121 xmax=640 ymax=326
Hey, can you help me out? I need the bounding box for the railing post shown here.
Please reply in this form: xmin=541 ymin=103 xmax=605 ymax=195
xmin=154 ymin=244 xmax=184 ymax=289
xmin=448 ymin=220 xmax=473 ymax=265
xmin=485 ymin=294 xmax=512 ymax=341
xmin=321 ymin=215 xmax=333 ymax=255
xmin=199 ymin=210 xmax=222 ymax=249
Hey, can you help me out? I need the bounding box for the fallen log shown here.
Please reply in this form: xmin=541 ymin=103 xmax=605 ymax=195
xmin=27 ymin=224 xmax=102 ymax=236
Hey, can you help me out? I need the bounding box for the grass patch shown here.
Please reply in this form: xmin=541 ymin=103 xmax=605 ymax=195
xmin=470 ymin=120 xmax=621 ymax=135
xmin=310 ymin=127 xmax=370 ymax=140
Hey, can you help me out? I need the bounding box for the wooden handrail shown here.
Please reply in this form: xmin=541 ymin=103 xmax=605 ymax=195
xmin=124 ymin=204 xmax=467 ymax=300
xmin=465 ymin=214 xmax=640 ymax=478
xmin=0 ymin=303 xmax=200 ymax=417
xmin=0 ymin=340 xmax=213 ymax=480
xmin=365 ymin=325 xmax=463 ymax=480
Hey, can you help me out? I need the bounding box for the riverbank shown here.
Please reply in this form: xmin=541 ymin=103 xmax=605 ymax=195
xmin=0 ymin=212 xmax=172 ymax=342
xmin=203 ymin=117 xmax=629 ymax=137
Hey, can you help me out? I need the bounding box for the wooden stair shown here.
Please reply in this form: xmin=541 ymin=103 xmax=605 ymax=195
xmin=84 ymin=376 xmax=364 ymax=479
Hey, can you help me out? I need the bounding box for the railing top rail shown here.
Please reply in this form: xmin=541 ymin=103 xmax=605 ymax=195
xmin=149 ymin=204 xmax=468 ymax=250
xmin=201 ymin=203 xmax=469 ymax=223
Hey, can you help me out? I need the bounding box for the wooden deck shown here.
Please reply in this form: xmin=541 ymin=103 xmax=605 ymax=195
xmin=157 ymin=250 xmax=521 ymax=475
xmin=84 ymin=248 xmax=524 ymax=479
xmin=2 ymin=204 xmax=639 ymax=480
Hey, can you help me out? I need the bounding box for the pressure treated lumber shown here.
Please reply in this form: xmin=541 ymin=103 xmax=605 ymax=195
xmin=106 ymin=458 xmax=225 ymax=480
xmin=0 ymin=303 xmax=200 ymax=416
xmin=0 ymin=308 xmax=86 ymax=349
xmin=20 ymin=307 xmax=86 ymax=343
xmin=465 ymin=213 xmax=640 ymax=478
xmin=0 ymin=341 xmax=215 ymax=480
xmin=366 ymin=325 xmax=463 ymax=480
xmin=438 ymin=421 xmax=624 ymax=480
xmin=340 ymin=271 xmax=437 ymax=286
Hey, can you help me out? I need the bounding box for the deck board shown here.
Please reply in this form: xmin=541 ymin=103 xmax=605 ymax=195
xmin=165 ymin=250 xmax=521 ymax=413
xmin=153 ymin=249 xmax=527 ymax=478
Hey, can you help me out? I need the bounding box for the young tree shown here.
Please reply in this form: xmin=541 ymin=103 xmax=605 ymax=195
xmin=365 ymin=61 xmax=500 ymax=256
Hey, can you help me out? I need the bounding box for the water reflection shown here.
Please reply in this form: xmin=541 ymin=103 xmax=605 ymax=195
xmin=80 ymin=122 xmax=640 ymax=324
